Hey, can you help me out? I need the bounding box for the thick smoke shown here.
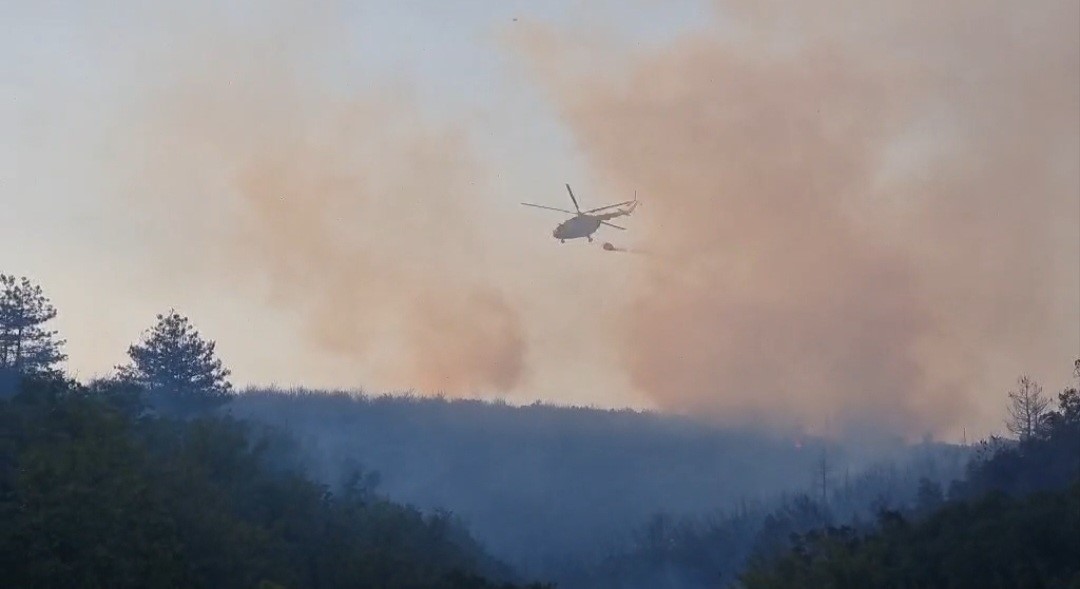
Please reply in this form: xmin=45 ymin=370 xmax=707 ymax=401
xmin=114 ymin=7 xmax=526 ymax=396
xmin=514 ymin=0 xmax=1080 ymax=436
xmin=93 ymin=0 xmax=1079 ymax=436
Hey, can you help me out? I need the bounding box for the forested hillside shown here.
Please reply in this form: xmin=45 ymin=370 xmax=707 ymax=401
xmin=231 ymin=387 xmax=969 ymax=577
xmin=737 ymin=374 xmax=1080 ymax=589
xmin=0 ymin=374 xmax=552 ymax=589
xmin=739 ymin=484 xmax=1080 ymax=589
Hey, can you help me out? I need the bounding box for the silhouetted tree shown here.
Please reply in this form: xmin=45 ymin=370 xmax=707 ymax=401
xmin=1057 ymin=388 xmax=1080 ymax=425
xmin=0 ymin=273 xmax=66 ymax=377
xmin=1005 ymin=375 xmax=1049 ymax=441
xmin=815 ymin=448 xmax=832 ymax=507
xmin=117 ymin=309 xmax=232 ymax=415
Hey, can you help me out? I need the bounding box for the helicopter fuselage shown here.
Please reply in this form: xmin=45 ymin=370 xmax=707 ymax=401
xmin=552 ymin=207 xmax=635 ymax=242
xmin=553 ymin=215 xmax=603 ymax=241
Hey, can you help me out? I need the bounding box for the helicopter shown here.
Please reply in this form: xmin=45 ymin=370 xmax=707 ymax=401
xmin=521 ymin=184 xmax=639 ymax=243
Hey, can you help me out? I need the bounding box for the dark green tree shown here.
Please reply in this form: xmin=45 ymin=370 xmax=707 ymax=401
xmin=0 ymin=378 xmax=554 ymax=589
xmin=117 ymin=309 xmax=232 ymax=415
xmin=0 ymin=273 xmax=67 ymax=377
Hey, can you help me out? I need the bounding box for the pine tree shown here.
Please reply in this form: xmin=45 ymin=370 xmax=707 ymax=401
xmin=0 ymin=273 xmax=67 ymax=376
xmin=117 ymin=309 xmax=232 ymax=415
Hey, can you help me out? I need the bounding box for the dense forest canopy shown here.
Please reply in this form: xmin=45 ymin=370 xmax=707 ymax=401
xmin=0 ymin=375 xmax=553 ymax=589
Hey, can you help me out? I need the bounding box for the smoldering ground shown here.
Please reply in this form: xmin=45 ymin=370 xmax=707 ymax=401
xmin=511 ymin=0 xmax=1080 ymax=436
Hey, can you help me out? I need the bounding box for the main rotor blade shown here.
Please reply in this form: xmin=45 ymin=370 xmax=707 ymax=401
xmin=565 ymin=183 xmax=581 ymax=213
xmin=521 ymin=202 xmax=576 ymax=215
xmin=601 ymin=221 xmax=626 ymax=230
xmin=585 ymin=199 xmax=635 ymax=213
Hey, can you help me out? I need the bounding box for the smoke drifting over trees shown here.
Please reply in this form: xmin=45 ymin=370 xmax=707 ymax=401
xmin=1 ymin=282 xmax=1077 ymax=587
xmin=8 ymin=0 xmax=1076 ymax=439
xmin=512 ymin=0 xmax=1080 ymax=436
xmin=4 ymin=1 xmax=1079 ymax=587
xmin=229 ymin=387 xmax=975 ymax=583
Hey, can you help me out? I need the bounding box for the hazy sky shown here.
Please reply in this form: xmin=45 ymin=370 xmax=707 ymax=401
xmin=3 ymin=0 xmax=1077 ymax=440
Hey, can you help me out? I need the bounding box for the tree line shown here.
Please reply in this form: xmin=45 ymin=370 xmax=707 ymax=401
xmin=1 ymin=272 xmax=232 ymax=415
xmin=0 ymin=272 xmax=552 ymax=589
xmin=541 ymin=362 xmax=1080 ymax=588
